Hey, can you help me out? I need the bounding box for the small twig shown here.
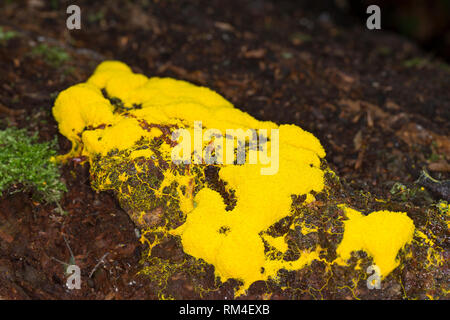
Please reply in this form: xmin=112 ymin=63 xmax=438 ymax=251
xmin=62 ymin=234 xmax=75 ymax=263
xmin=417 ymin=169 xmax=450 ymax=201
xmin=51 ymin=256 xmax=70 ymax=267
xmin=89 ymin=253 xmax=109 ymax=278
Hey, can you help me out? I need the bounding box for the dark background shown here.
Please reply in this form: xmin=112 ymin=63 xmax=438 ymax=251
xmin=274 ymin=0 xmax=450 ymax=62
xmin=344 ymin=0 xmax=450 ymax=62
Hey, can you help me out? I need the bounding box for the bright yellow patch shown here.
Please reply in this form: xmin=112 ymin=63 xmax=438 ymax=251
xmin=335 ymin=206 xmax=415 ymax=277
xmin=52 ymin=61 xmax=415 ymax=295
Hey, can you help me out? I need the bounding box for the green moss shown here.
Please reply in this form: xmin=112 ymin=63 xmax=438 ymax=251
xmin=403 ymin=57 xmax=429 ymax=68
xmin=0 ymin=127 xmax=66 ymax=203
xmin=0 ymin=26 xmax=16 ymax=45
xmin=31 ymin=44 xmax=70 ymax=68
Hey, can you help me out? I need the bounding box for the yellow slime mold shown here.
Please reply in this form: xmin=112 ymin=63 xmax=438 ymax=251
xmin=52 ymin=61 xmax=416 ymax=296
xmin=335 ymin=207 xmax=415 ymax=277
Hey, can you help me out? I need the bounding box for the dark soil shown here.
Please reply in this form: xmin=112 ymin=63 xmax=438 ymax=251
xmin=0 ymin=0 xmax=448 ymax=299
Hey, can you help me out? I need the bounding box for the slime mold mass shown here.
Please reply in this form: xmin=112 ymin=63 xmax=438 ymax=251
xmin=52 ymin=61 xmax=447 ymax=298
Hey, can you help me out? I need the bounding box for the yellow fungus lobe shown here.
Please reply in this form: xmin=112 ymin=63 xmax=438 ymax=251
xmin=336 ymin=207 xmax=415 ymax=277
xmin=52 ymin=60 xmax=415 ymax=296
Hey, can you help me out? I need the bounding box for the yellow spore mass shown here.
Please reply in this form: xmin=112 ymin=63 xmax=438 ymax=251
xmin=52 ymin=61 xmax=415 ymax=295
xmin=335 ymin=207 xmax=415 ymax=277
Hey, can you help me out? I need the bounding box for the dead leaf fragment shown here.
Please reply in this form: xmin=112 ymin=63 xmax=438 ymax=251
xmin=243 ymin=48 xmax=266 ymax=59
xmin=353 ymin=130 xmax=363 ymax=151
xmin=385 ymin=100 xmax=401 ymax=111
xmin=214 ymin=21 xmax=235 ymax=32
xmin=396 ymin=122 xmax=450 ymax=157
xmin=428 ymin=161 xmax=450 ymax=172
